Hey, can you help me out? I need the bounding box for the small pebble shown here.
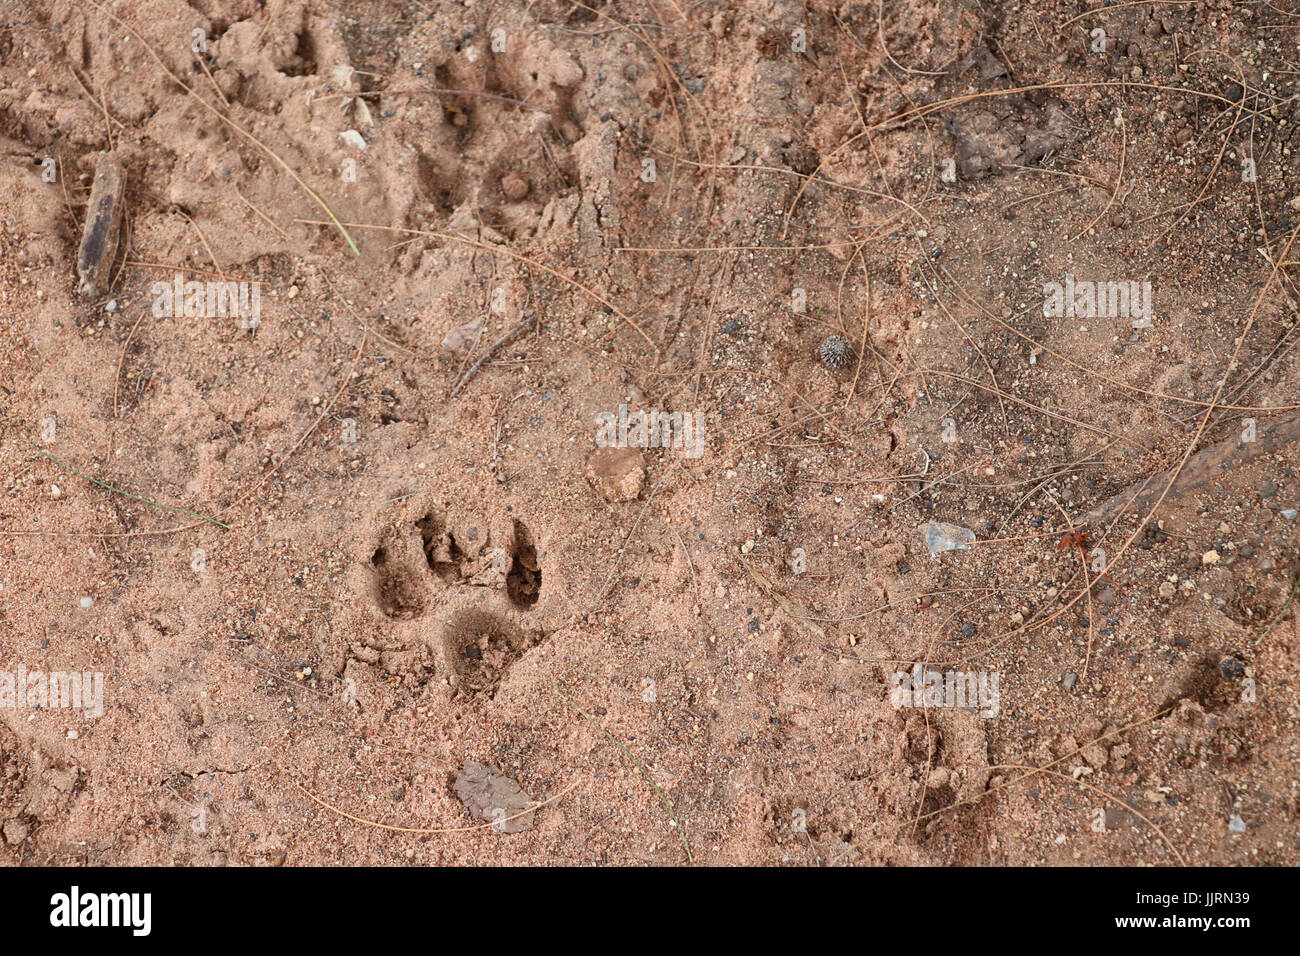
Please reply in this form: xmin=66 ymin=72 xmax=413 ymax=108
xmin=78 ymin=596 xmax=94 ymax=609
xmin=925 ymin=521 xmax=976 ymax=555
xmin=1062 ymin=673 xmax=1078 ymax=689
xmin=1228 ymin=815 xmax=1246 ymax=834
xmin=501 ymin=171 xmax=530 ymax=201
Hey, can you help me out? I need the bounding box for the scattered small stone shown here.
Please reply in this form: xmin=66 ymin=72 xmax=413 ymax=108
xmin=78 ymin=596 xmax=94 ymax=609
xmin=1258 ymin=479 xmax=1277 ymax=498
xmin=1227 ymin=815 xmax=1246 ymax=834
xmin=1281 ymin=509 xmax=1297 ymax=520
xmin=959 ymin=622 xmax=976 ymax=637
xmin=2 ymin=819 xmax=29 ymax=845
xmin=453 ymin=761 xmax=535 ymax=833
xmin=1082 ymin=745 xmax=1108 ymax=769
xmin=924 ymin=521 xmax=975 ymax=556
xmin=1202 ymin=549 xmax=1221 ymax=566
xmin=818 ymin=335 xmax=852 ymax=370
xmin=1062 ymin=672 xmax=1078 ymax=689
xmin=501 ymin=171 xmax=530 ymax=200
xmin=441 ymin=317 xmax=484 ymax=353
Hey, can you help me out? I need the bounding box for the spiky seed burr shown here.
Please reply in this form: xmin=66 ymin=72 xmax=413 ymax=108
xmin=819 ymin=334 xmax=852 ymax=370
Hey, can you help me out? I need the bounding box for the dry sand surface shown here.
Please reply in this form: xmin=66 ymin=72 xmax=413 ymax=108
xmin=0 ymin=0 xmax=1298 ymax=866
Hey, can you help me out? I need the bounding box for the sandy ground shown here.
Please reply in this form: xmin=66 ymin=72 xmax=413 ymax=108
xmin=0 ymin=0 xmax=1298 ymax=866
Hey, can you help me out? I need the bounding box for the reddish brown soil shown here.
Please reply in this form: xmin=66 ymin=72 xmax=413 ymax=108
xmin=1 ymin=0 xmax=1297 ymax=866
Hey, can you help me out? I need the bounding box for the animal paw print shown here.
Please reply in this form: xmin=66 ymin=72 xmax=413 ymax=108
xmin=369 ymin=507 xmax=542 ymax=619
xmin=414 ymin=512 xmax=541 ymax=609
xmin=352 ymin=497 xmax=544 ymax=697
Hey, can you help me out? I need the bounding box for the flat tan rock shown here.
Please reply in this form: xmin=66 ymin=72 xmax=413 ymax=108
xmin=586 ymin=446 xmax=645 ymax=501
